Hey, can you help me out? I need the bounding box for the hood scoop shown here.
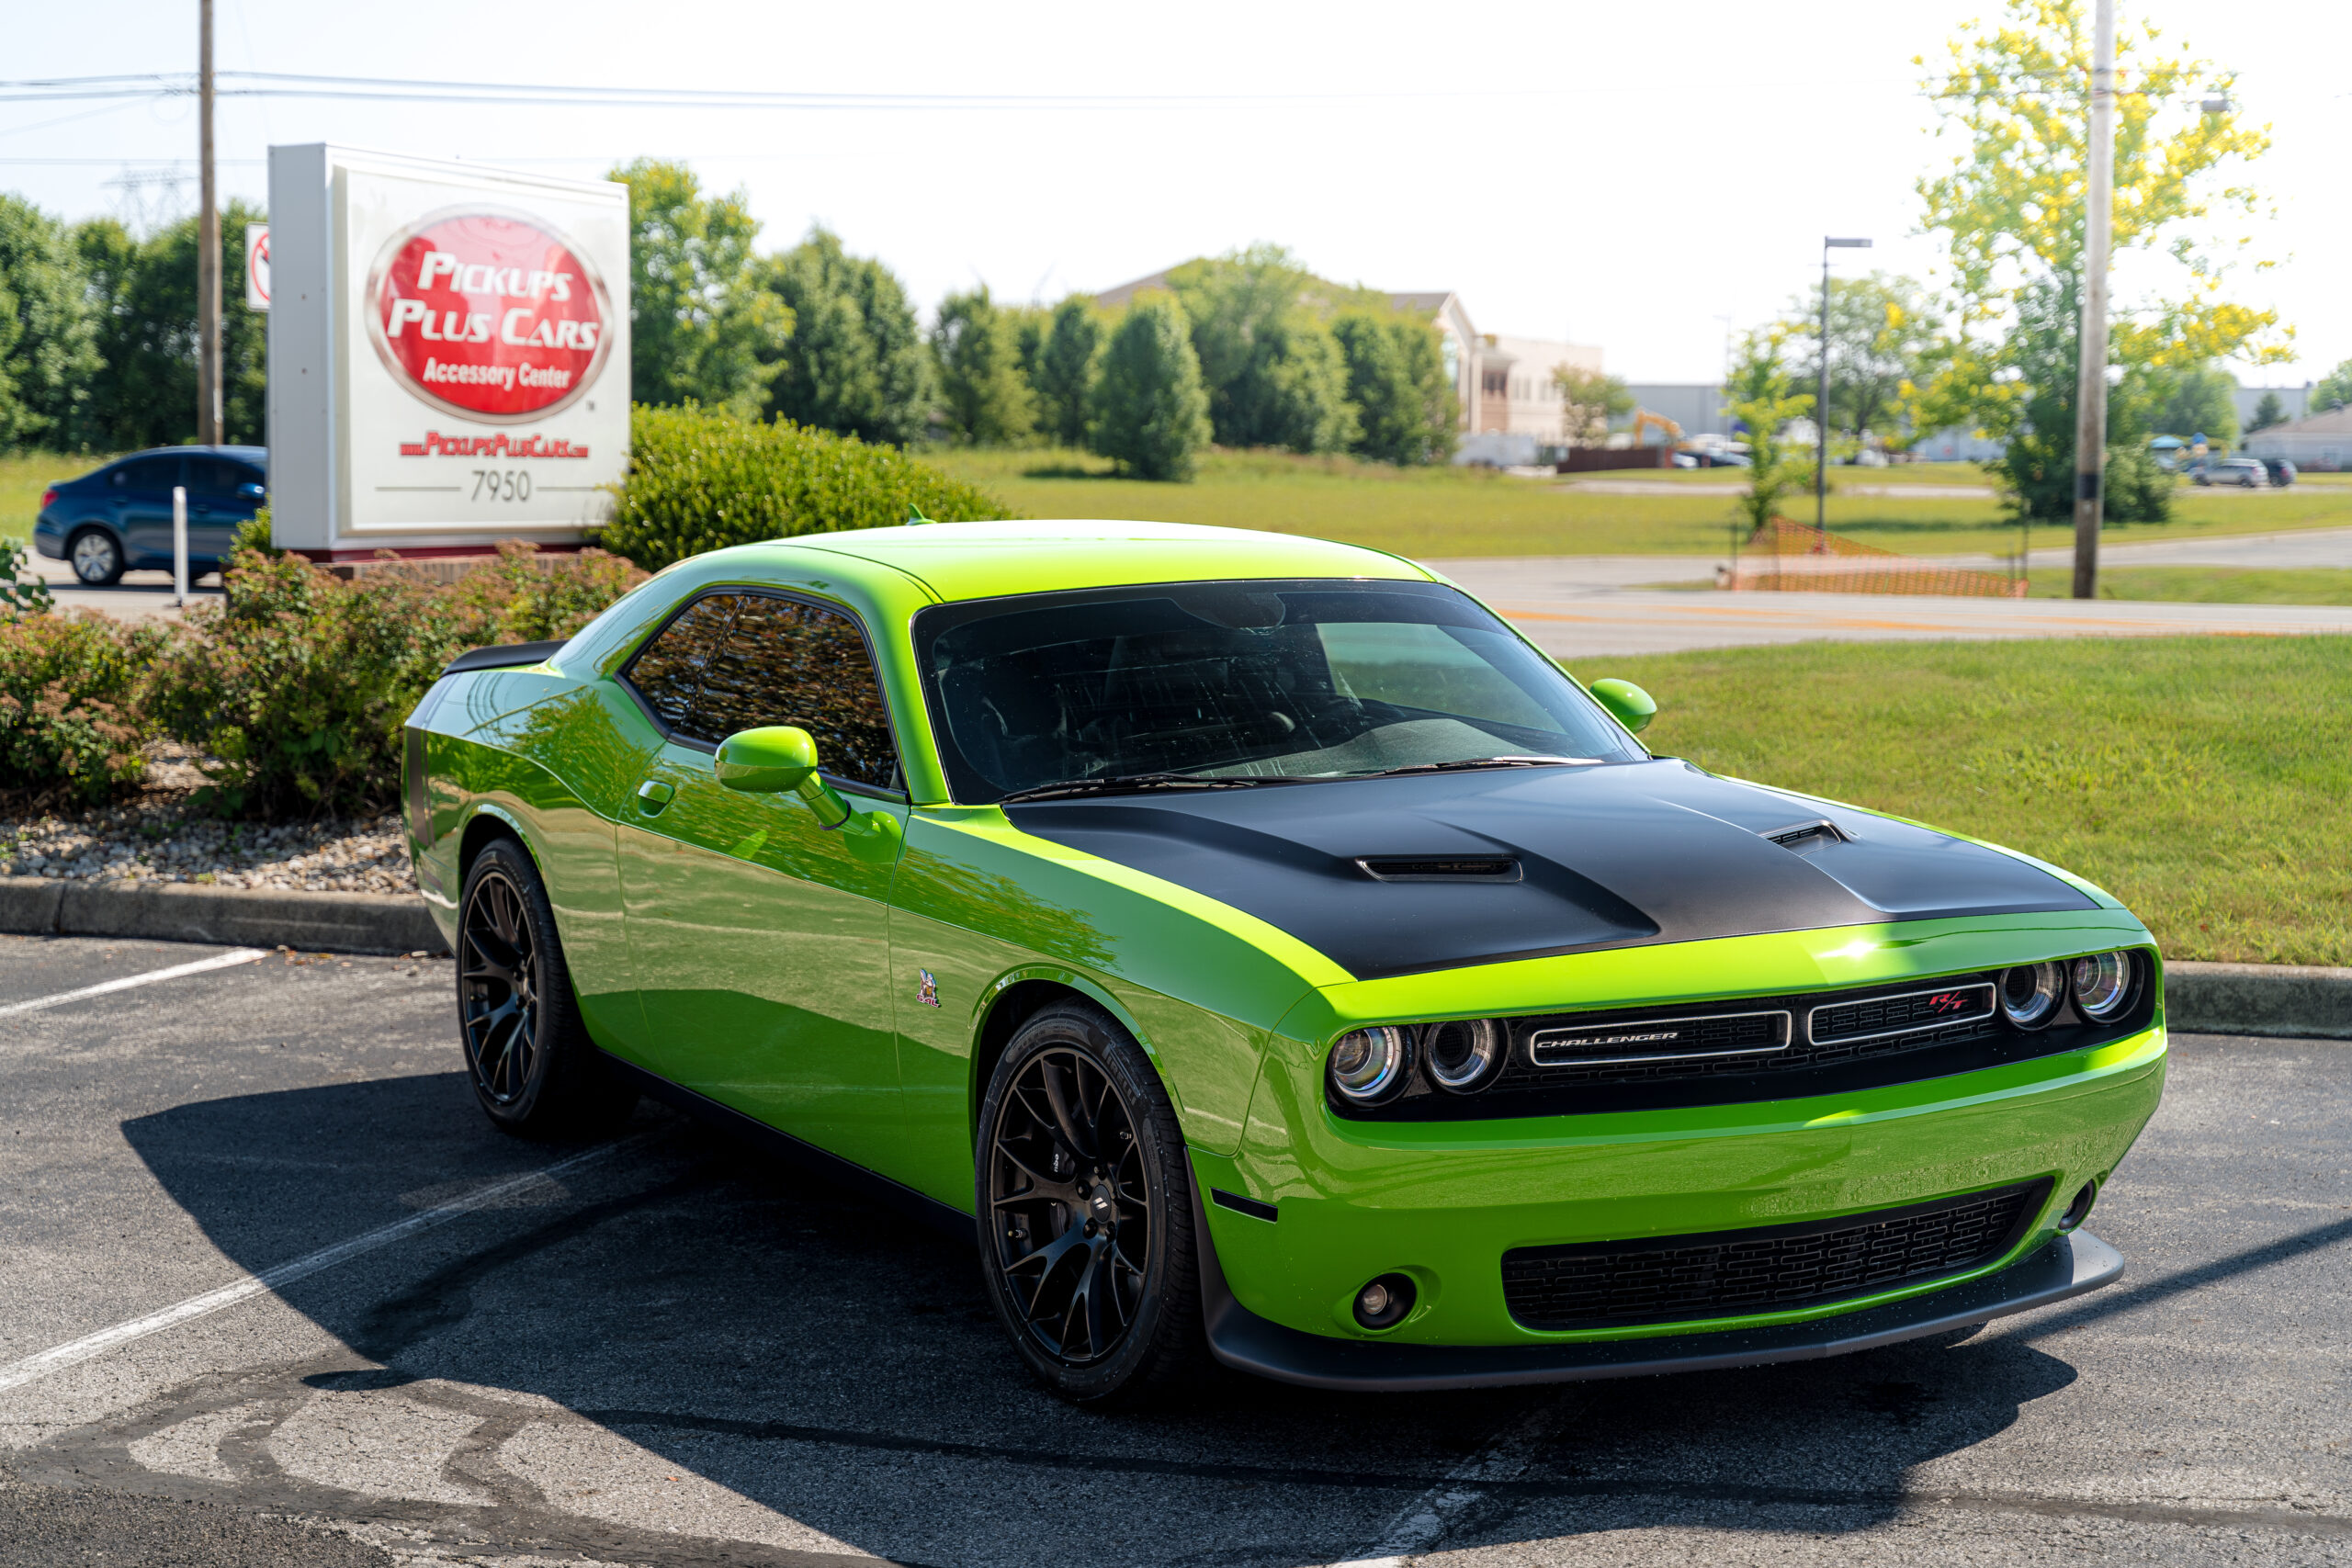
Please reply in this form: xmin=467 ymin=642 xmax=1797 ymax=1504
xmin=1759 ymin=818 xmax=1853 ymax=855
xmin=1357 ymin=856 xmax=1522 ymax=883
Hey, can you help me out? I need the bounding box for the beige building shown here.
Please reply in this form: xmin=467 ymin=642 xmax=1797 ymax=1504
xmin=1094 ymin=268 xmax=1600 ymax=444
xmin=2245 ymin=407 xmax=2352 ymax=472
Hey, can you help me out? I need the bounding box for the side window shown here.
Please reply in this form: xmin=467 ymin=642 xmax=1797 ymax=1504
xmin=692 ymin=595 xmax=899 ymax=790
xmin=623 ymin=593 xmax=741 ymax=733
xmin=187 ymin=458 xmax=253 ymax=497
xmin=111 ymin=457 xmax=182 ymax=492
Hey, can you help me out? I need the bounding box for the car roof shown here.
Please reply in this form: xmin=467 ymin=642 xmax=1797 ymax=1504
xmin=98 ymin=446 xmax=267 ymax=469
xmin=749 ymin=518 xmax=1435 ymax=604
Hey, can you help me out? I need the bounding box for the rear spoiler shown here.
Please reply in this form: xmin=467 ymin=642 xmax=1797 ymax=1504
xmin=440 ymin=639 xmax=566 ymax=676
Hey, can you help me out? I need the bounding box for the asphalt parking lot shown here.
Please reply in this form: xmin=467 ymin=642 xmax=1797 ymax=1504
xmin=1 ymin=934 xmax=2346 ymax=1567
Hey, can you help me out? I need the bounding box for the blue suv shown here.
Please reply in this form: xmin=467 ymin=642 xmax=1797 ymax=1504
xmin=32 ymin=446 xmax=268 ymax=586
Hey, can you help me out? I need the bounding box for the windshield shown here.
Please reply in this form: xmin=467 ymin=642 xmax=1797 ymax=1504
xmin=913 ymin=579 xmax=1646 ymax=803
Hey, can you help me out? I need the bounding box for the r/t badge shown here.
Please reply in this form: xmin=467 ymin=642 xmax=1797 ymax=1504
xmin=917 ymin=969 xmax=941 ymax=1008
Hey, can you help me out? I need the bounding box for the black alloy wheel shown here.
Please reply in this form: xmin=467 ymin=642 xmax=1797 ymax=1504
xmin=978 ymin=1001 xmax=1207 ymax=1405
xmin=456 ymin=837 xmax=635 ymax=1136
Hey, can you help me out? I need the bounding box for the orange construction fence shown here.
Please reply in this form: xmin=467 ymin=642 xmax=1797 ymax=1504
xmin=1724 ymin=517 xmax=2026 ymax=598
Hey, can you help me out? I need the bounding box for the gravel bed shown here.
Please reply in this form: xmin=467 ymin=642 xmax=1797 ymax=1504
xmin=1 ymin=745 xmax=417 ymax=895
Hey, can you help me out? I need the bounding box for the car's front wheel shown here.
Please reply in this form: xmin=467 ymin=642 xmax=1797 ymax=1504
xmin=457 ymin=837 xmax=635 ymax=1137
xmin=68 ymin=527 xmax=123 ymax=586
xmin=977 ymin=1000 xmax=1207 ymax=1406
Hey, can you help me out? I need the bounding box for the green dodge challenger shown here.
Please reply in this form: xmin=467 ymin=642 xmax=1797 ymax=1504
xmin=404 ymin=519 xmax=2164 ymax=1404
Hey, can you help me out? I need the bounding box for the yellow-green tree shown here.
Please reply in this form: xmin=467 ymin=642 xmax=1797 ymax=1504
xmin=1913 ymin=0 xmax=2290 ymax=493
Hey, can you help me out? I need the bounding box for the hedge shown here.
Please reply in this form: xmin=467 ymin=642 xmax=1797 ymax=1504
xmin=597 ymin=401 xmax=1015 ymax=570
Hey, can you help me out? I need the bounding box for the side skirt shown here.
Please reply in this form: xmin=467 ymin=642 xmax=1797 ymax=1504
xmin=1184 ymin=1177 xmax=2122 ymax=1393
xmin=596 ymin=1051 xmax=977 ymax=1247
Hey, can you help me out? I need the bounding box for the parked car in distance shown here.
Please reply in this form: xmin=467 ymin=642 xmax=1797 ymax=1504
xmin=406 ymin=518 xmax=2163 ymax=1405
xmin=32 ymin=446 xmax=268 ymax=586
xmin=2261 ymin=457 xmax=2298 ymax=488
xmin=2192 ymin=457 xmax=2267 ymax=489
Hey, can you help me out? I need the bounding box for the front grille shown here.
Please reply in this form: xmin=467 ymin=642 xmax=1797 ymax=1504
xmin=1500 ymin=1179 xmax=2049 ymax=1331
xmin=1528 ymin=1009 xmax=1789 ymax=1068
xmin=1810 ymin=983 xmax=1996 ymax=1048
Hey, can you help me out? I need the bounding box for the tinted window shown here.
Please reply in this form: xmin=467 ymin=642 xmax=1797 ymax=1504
xmin=187 ymin=458 xmax=257 ymax=496
xmin=111 ymin=457 xmax=182 ymax=491
xmin=626 ymin=592 xmax=899 ymax=790
xmin=915 ymin=579 xmax=1644 ymax=803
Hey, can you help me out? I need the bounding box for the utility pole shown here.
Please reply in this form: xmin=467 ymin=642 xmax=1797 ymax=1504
xmin=1818 ymin=237 xmax=1871 ymax=531
xmin=2071 ymin=0 xmax=2118 ymax=599
xmin=197 ymin=0 xmax=222 ymax=446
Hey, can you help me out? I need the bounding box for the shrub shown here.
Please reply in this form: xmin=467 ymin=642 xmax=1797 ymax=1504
xmin=0 ymin=608 xmax=164 ymax=806
xmin=444 ymin=540 xmax=650 ymax=644
xmin=1089 ymin=294 xmax=1213 ymax=482
xmin=598 ymin=401 xmax=1015 ymax=570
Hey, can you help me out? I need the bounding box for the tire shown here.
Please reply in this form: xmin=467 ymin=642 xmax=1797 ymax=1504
xmin=67 ymin=527 xmax=123 ymax=586
xmin=976 ymin=999 xmax=1208 ymax=1407
xmin=456 ymin=837 xmax=635 ymax=1138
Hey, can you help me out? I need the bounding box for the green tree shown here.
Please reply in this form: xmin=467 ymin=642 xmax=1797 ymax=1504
xmin=2146 ymin=364 xmax=2239 ymax=446
xmin=1724 ymin=326 xmax=1816 ymax=534
xmin=74 ymin=201 xmax=266 ymax=449
xmin=1030 ymin=296 xmax=1103 ymax=449
xmin=1789 ymin=272 xmax=1936 ymax=451
xmin=608 ymin=159 xmax=786 ymax=419
xmin=2245 ymin=390 xmax=2287 ymax=433
xmin=0 ymin=194 xmax=102 ymax=449
xmin=1985 ymin=276 xmax=2170 ymax=524
xmin=1914 ymin=0 xmax=2289 ymax=508
xmin=755 ymin=227 xmax=932 ymax=446
xmin=932 ymin=285 xmax=1035 ymax=446
xmin=1163 ymin=245 xmax=1360 ymax=454
xmin=1551 ymin=366 xmax=1635 ymax=449
xmin=1332 ymin=309 xmax=1455 ymax=465
xmin=1089 ymin=293 xmax=1211 ymax=481
xmin=2312 ymin=361 xmax=2352 ymax=413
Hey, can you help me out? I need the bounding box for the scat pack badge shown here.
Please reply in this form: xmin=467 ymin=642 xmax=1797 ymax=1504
xmin=916 ymin=969 xmax=941 ymax=1008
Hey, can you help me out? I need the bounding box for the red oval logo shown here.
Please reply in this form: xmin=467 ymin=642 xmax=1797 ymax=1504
xmin=367 ymin=209 xmax=613 ymax=423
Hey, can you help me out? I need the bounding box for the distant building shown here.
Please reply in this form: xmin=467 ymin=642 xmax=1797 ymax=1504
xmin=1091 ymin=266 xmax=1598 ymax=448
xmin=2235 ymin=383 xmax=2312 ymax=432
xmin=1912 ymin=427 xmax=2007 ymax=463
xmin=1615 ymin=384 xmax=1729 ymax=441
xmin=2244 ymin=407 xmax=2352 ymax=472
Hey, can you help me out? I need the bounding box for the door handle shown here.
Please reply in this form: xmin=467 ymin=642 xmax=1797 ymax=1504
xmin=636 ymin=779 xmax=675 ymax=814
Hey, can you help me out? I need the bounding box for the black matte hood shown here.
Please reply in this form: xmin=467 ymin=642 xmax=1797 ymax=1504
xmin=1005 ymin=761 xmax=2095 ymax=980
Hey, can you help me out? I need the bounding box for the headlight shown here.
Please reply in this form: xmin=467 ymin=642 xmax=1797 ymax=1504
xmin=2070 ymin=951 xmax=2138 ymax=1022
xmin=1997 ymin=963 xmax=2065 ymax=1030
xmin=1329 ymin=1026 xmax=1413 ymax=1104
xmin=1420 ymin=1018 xmax=1506 ymax=1092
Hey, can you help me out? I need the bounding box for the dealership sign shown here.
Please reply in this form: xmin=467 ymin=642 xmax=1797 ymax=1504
xmin=265 ymin=146 xmax=629 ymax=558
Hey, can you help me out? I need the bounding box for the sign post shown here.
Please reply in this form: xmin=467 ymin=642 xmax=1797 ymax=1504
xmin=264 ymin=145 xmax=630 ymax=564
xmin=172 ymin=486 xmax=189 ymax=607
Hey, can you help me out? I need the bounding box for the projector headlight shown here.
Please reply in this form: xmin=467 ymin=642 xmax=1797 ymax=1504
xmin=1420 ymin=1018 xmax=1506 ymax=1092
xmin=2070 ymin=951 xmax=2139 ymax=1023
xmin=1329 ymin=1026 xmax=1413 ymax=1105
xmin=1997 ymin=963 xmax=2065 ymax=1030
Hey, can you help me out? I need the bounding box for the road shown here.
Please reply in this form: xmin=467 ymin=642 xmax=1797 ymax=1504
xmin=1 ymin=931 xmax=2347 ymax=1566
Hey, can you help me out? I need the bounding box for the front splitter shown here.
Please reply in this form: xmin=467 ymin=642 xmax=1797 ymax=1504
xmin=1193 ymin=1191 xmax=2122 ymax=1393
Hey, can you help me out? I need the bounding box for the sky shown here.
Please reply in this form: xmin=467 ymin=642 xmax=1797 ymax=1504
xmin=4 ymin=0 xmax=2343 ymax=387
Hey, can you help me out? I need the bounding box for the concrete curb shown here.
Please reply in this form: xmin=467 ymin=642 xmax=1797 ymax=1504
xmin=0 ymin=876 xmax=447 ymax=956
xmin=2166 ymin=961 xmax=2352 ymax=1040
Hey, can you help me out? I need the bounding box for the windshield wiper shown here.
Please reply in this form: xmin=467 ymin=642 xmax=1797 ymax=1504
xmin=1347 ymin=755 xmax=1600 ymax=780
xmin=996 ymin=772 xmax=1312 ymax=804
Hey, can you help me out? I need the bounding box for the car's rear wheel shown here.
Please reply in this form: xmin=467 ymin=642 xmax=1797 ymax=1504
xmin=68 ymin=527 xmax=123 ymax=586
xmin=977 ymin=1000 xmax=1208 ymax=1406
xmin=457 ymin=837 xmax=635 ymax=1137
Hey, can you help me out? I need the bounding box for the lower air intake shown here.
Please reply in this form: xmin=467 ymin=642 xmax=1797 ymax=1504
xmin=1499 ymin=1179 xmax=2050 ymax=1331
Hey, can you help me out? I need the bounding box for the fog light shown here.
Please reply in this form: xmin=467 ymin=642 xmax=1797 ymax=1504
xmin=1421 ymin=1018 xmax=1505 ymax=1092
xmin=1998 ymin=963 xmax=2064 ymax=1030
xmin=1353 ymin=1272 xmax=1416 ymax=1330
xmin=2057 ymin=1181 xmax=2098 ymax=1233
xmin=2069 ymin=951 xmax=2137 ymax=1022
xmin=1329 ymin=1026 xmax=1412 ymax=1105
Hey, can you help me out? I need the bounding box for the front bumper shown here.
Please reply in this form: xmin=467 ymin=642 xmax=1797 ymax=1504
xmin=1193 ymin=1169 xmax=2121 ymax=1390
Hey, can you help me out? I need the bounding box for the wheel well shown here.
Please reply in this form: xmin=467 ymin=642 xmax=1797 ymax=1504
xmin=456 ymin=813 xmax=526 ymax=889
xmin=65 ymin=523 xmax=117 ymax=549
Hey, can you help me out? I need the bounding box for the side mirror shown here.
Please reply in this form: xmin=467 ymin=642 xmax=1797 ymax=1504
xmin=238 ymin=482 xmax=266 ymax=502
xmin=1588 ymin=678 xmax=1657 ymax=736
xmin=716 ymin=726 xmax=851 ymax=828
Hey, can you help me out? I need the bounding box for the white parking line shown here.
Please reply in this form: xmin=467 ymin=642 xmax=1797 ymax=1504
xmin=0 ymin=1138 xmax=641 ymax=1396
xmin=0 ymin=947 xmax=269 ymax=1019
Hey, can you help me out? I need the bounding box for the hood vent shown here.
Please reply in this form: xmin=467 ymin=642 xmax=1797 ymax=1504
xmin=1760 ymin=818 xmax=1852 ymax=854
xmin=1357 ymin=856 xmax=1522 ymax=883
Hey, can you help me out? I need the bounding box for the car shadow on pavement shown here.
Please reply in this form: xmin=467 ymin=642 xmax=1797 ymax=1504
xmin=107 ymin=1073 xmax=2091 ymax=1567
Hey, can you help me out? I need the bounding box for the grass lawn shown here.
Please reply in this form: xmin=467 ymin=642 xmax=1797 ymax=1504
xmin=0 ymin=449 xmax=106 ymax=544
xmin=927 ymin=446 xmax=2352 ymax=560
xmin=2028 ymin=566 xmax=2352 ymax=604
xmin=1597 ymin=636 xmax=2347 ymax=967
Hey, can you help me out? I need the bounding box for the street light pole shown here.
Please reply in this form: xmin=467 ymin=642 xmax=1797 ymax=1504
xmin=197 ymin=0 xmax=221 ymax=447
xmin=2071 ymin=0 xmax=2117 ymax=599
xmin=1819 ymin=237 xmax=1871 ymax=532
